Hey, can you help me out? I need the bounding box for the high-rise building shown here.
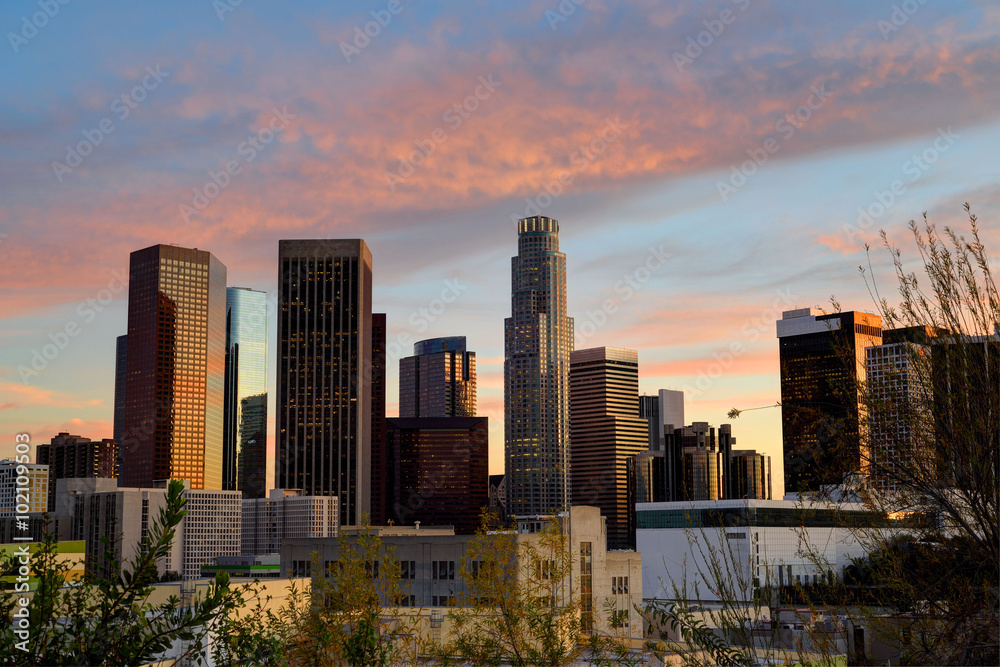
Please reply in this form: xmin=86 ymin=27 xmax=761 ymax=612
xmin=777 ymin=308 xmax=882 ymax=493
xmin=729 ymin=450 xmax=772 ymax=499
xmin=0 ymin=460 xmax=48 ymax=515
xmin=639 ymin=389 xmax=685 ymax=502
xmin=665 ymin=422 xmax=736 ymax=501
xmin=399 ymin=336 xmax=477 ymax=418
xmin=121 ymin=245 xmax=227 ymax=490
xmin=505 ymin=216 xmax=574 ymax=517
xmin=385 ymin=417 xmax=489 ymax=535
xmin=242 ymin=489 xmax=339 ymax=556
xmin=276 ymin=240 xmax=373 ymax=526
xmin=113 ymin=335 xmax=127 ymax=451
xmin=569 ymin=347 xmax=649 ymax=549
xmin=223 ymin=287 xmax=268 ymax=499
xmin=36 ymin=432 xmax=118 ymax=511
xmin=370 ymin=313 xmax=388 ymax=526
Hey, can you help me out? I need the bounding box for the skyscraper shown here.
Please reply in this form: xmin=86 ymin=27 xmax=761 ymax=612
xmin=505 ymin=216 xmax=574 ymax=517
xmin=399 ymin=336 xmax=477 ymax=418
xmin=36 ymin=432 xmax=118 ymax=511
xmin=729 ymin=450 xmax=772 ymax=499
xmin=113 ymin=335 xmax=127 ymax=451
xmin=120 ymin=244 xmax=227 ymax=490
xmin=276 ymin=240 xmax=373 ymax=526
xmin=569 ymin=347 xmax=649 ymax=549
xmin=223 ymin=287 xmax=268 ymax=499
xmin=777 ymin=308 xmax=882 ymax=493
xmin=370 ymin=313 xmax=387 ymax=526
xmin=385 ymin=416 xmax=489 ymax=534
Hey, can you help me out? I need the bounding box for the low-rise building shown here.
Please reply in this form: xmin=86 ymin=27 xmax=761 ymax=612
xmin=241 ymin=489 xmax=338 ymax=556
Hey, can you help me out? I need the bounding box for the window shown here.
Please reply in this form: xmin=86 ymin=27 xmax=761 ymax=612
xmin=432 ymin=560 xmax=455 ymax=580
xmin=401 ymin=560 xmax=416 ymax=580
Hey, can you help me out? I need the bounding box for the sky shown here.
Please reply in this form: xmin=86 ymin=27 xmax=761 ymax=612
xmin=2 ymin=0 xmax=999 ymax=499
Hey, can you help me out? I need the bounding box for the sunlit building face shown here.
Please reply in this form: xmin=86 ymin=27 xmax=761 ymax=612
xmin=121 ymin=245 xmax=227 ymax=490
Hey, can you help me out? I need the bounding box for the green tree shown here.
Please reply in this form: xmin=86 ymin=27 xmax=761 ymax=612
xmin=0 ymin=479 xmax=241 ymax=665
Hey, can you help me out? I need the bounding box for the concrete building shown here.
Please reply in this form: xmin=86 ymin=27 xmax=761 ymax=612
xmin=121 ymin=244 xmax=228 ymax=490
xmin=505 ymin=216 xmax=574 ymax=517
xmin=399 ymin=336 xmax=477 ymax=418
xmin=569 ymin=347 xmax=649 ymax=549
xmin=276 ymin=239 xmax=372 ymax=526
xmin=60 ymin=479 xmax=241 ymax=580
xmin=281 ymin=506 xmax=643 ymax=639
xmin=241 ymin=489 xmax=339 ymax=557
xmin=36 ymin=432 xmax=118 ymax=511
xmin=385 ymin=417 xmax=489 ymax=534
xmin=223 ymin=286 xmax=269 ymax=499
xmin=777 ymin=308 xmax=882 ymax=493
xmin=637 ymin=499 xmax=902 ymax=604
xmin=0 ymin=460 xmax=48 ymax=515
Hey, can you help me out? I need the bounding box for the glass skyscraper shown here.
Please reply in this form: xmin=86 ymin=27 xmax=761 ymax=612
xmin=223 ymin=287 xmax=268 ymax=499
xmin=399 ymin=336 xmax=477 ymax=418
xmin=504 ymin=216 xmax=574 ymax=517
xmin=276 ymin=239 xmax=373 ymax=526
xmin=121 ymin=244 xmax=227 ymax=490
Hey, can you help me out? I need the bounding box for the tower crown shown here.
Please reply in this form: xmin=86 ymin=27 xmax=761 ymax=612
xmin=518 ymin=216 xmax=559 ymax=235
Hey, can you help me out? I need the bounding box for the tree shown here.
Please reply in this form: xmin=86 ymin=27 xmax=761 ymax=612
xmin=436 ymin=518 xmax=582 ymax=666
xmin=278 ymin=521 xmax=422 ymax=666
xmin=0 ymin=479 xmax=241 ymax=665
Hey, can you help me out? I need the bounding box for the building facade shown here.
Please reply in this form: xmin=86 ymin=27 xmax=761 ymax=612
xmin=729 ymin=450 xmax=773 ymax=500
xmin=370 ymin=313 xmax=388 ymax=526
xmin=113 ymin=334 xmax=127 ymax=451
xmin=63 ymin=480 xmax=241 ymax=580
xmin=385 ymin=417 xmax=489 ymax=534
xmin=0 ymin=460 xmax=48 ymax=515
xmin=121 ymin=244 xmax=228 ymax=490
xmin=276 ymin=240 xmax=373 ymax=526
xmin=35 ymin=432 xmax=118 ymax=511
xmin=569 ymin=347 xmax=649 ymax=549
xmin=777 ymin=308 xmax=882 ymax=493
xmin=505 ymin=216 xmax=574 ymax=517
xmin=223 ymin=286 xmax=269 ymax=499
xmin=399 ymin=336 xmax=477 ymax=418
xmin=242 ymin=489 xmax=339 ymax=557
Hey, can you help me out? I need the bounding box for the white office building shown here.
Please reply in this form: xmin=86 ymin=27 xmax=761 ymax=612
xmin=242 ymin=489 xmax=338 ymax=556
xmin=637 ymin=499 xmax=900 ymax=604
xmin=0 ymin=460 xmax=49 ymax=515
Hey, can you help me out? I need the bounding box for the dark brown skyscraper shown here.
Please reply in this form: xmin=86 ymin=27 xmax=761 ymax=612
xmin=370 ymin=313 xmax=387 ymax=525
xmin=569 ymin=347 xmax=648 ymax=549
xmin=777 ymin=308 xmax=882 ymax=493
xmin=121 ymin=244 xmax=227 ymax=490
xmin=276 ymin=240 xmax=372 ymax=526
xmin=113 ymin=335 xmax=127 ymax=451
xmin=385 ymin=416 xmax=489 ymax=534
xmin=36 ymin=432 xmax=118 ymax=511
xmin=399 ymin=336 xmax=476 ymax=418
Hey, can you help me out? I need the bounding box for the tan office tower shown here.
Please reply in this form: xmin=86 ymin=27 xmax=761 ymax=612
xmin=276 ymin=240 xmax=372 ymax=526
xmin=777 ymin=308 xmax=882 ymax=493
xmin=505 ymin=216 xmax=574 ymax=517
xmin=569 ymin=347 xmax=648 ymax=549
xmin=121 ymin=244 xmax=227 ymax=490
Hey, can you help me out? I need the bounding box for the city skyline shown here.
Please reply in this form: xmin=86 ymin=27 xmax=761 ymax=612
xmin=4 ymin=2 xmax=1000 ymax=503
